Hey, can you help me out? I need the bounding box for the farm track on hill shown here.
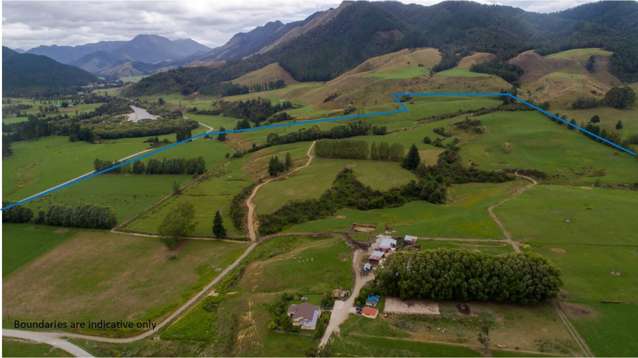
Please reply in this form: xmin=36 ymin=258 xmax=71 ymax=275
xmin=246 ymin=141 xmax=316 ymax=241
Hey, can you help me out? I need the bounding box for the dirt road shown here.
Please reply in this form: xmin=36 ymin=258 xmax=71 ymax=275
xmin=246 ymin=141 xmax=316 ymax=241
xmin=487 ymin=173 xmax=538 ymax=253
xmin=319 ymin=249 xmax=374 ymax=348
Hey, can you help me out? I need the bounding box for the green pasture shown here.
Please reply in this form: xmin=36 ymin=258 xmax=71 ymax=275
xmin=2 ymin=224 xmax=74 ymax=277
xmin=2 ymin=339 xmax=71 ymax=357
xmin=460 ymin=111 xmax=638 ymax=185
xmin=287 ymin=180 xmax=525 ymax=239
xmin=253 ymin=158 xmax=417 ymax=215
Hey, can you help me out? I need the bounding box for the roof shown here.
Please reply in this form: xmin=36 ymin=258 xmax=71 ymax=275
xmin=369 ymin=250 xmax=385 ymax=260
xmin=288 ymin=303 xmax=319 ymax=321
xmin=404 ymin=235 xmax=417 ymax=242
xmin=362 ymin=306 xmax=378 ymax=318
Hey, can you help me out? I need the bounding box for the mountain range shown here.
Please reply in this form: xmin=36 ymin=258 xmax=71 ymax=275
xmin=126 ymin=0 xmax=638 ymax=96
xmin=2 ymin=47 xmax=97 ymax=97
xmin=27 ymin=34 xmax=210 ymax=78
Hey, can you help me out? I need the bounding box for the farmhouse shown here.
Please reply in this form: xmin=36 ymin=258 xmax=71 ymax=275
xmin=369 ymin=250 xmax=385 ymax=263
xmin=375 ymin=235 xmax=397 ymax=251
xmin=288 ymin=303 xmax=320 ymax=330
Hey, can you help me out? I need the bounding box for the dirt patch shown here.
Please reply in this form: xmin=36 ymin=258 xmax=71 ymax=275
xmin=550 ymin=247 xmax=567 ymax=254
xmin=561 ymin=302 xmax=596 ymax=318
xmin=384 ymin=297 xmax=440 ymax=315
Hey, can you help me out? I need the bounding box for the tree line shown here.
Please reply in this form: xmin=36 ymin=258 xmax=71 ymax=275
xmin=315 ymin=139 xmax=404 ymax=162
xmin=93 ymin=157 xmax=206 ymax=175
xmin=374 ymin=249 xmax=562 ymax=304
xmin=214 ymin=98 xmax=293 ymax=124
xmin=3 ymin=203 xmax=117 ymax=229
xmin=258 ymin=168 xmax=447 ymax=235
xmin=266 ymin=121 xmax=387 ymax=146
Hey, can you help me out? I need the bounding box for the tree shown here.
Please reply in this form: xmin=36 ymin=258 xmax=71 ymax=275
xmin=616 ymin=120 xmax=624 ymax=130
xmin=158 ymin=97 xmax=165 ymax=105
xmin=132 ymin=160 xmax=145 ymax=174
xmin=268 ymin=156 xmax=285 ymax=176
xmin=172 ymin=181 xmax=181 ymax=195
xmin=284 ymin=152 xmax=293 ymax=170
xmin=158 ymin=202 xmax=195 ymax=249
xmin=402 ymin=144 xmax=421 ymax=170
xmin=217 ymin=126 xmax=227 ymax=141
xmin=212 ymin=210 xmax=227 ymax=238
xmin=603 ymin=87 xmax=636 ymax=109
xmin=590 ymin=115 xmax=600 ymax=123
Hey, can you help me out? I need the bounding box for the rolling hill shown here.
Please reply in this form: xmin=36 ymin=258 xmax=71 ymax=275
xmin=2 ymin=47 xmax=97 ymax=96
xmin=127 ymin=0 xmax=638 ymax=97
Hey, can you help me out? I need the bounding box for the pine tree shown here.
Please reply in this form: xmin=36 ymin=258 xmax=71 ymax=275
xmin=402 ymin=144 xmax=421 ymax=170
xmin=285 ymin=152 xmax=293 ymax=170
xmin=218 ymin=126 xmax=227 ymax=141
xmin=616 ymin=120 xmax=624 ymax=130
xmin=212 ymin=210 xmax=227 ymax=238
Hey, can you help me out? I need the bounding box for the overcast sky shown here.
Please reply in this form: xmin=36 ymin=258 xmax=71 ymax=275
xmin=3 ymin=0 xmax=596 ymax=50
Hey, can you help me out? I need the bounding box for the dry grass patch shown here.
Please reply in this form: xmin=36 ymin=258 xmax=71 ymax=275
xmin=3 ymin=230 xmax=246 ymax=336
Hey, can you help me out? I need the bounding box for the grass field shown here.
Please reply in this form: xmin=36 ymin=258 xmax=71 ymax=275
xmin=558 ymin=105 xmax=638 ymax=140
xmin=3 ymin=224 xmax=74 ymax=277
xmin=3 ymin=338 xmax=71 ymax=357
xmin=287 ymin=180 xmax=525 ymax=239
xmin=367 ymin=66 xmax=429 ymax=80
xmin=253 ymin=158 xmax=417 ymax=215
xmin=328 ymin=335 xmax=481 ymax=357
xmin=3 ymin=136 xmax=149 ymax=201
xmin=126 ymin=157 xmax=251 ymax=237
xmin=496 ymin=184 xmax=638 ymax=356
xmin=335 ymin=301 xmax=578 ymax=356
xmin=77 ymin=236 xmax=353 ymax=356
xmin=459 ymin=111 xmax=638 ymax=185
xmin=3 ymin=230 xmax=247 ymax=337
xmin=436 ymin=68 xmax=491 ymax=78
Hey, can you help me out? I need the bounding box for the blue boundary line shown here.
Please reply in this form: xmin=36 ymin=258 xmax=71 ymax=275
xmin=2 ymin=91 xmax=635 ymax=211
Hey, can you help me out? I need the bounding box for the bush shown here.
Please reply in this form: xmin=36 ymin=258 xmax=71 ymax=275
xmin=603 ymin=86 xmax=636 ymax=109
xmin=229 ymin=184 xmax=256 ymax=231
xmin=375 ymin=249 xmax=562 ymax=304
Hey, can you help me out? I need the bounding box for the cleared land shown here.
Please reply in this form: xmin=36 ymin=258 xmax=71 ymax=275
xmin=496 ymin=185 xmax=638 ymax=356
xmin=2 ymin=224 xmax=74 ymax=277
xmin=3 ymin=230 xmax=247 ymax=337
xmin=287 ymin=180 xmax=526 ymax=239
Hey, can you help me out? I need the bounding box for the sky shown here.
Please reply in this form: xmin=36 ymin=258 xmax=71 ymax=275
xmin=2 ymin=0 xmax=597 ymax=50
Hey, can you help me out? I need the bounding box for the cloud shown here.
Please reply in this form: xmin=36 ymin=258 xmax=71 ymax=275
xmin=2 ymin=0 xmax=594 ymax=50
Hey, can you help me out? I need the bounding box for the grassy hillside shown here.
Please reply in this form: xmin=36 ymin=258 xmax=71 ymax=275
xmin=231 ymin=63 xmax=297 ymax=87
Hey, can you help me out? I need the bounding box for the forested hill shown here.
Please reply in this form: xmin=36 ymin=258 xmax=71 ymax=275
xmin=2 ymin=47 xmax=98 ymax=97
xmin=126 ymin=0 xmax=638 ymax=96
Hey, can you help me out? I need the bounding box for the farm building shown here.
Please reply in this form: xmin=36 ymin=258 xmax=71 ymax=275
xmin=362 ymin=306 xmax=379 ymax=319
xmin=366 ymin=294 xmax=381 ymax=307
xmin=369 ymin=250 xmax=385 ymax=263
xmin=375 ymin=235 xmax=397 ymax=251
xmin=288 ymin=303 xmax=320 ymax=330
xmin=404 ymin=235 xmax=417 ymax=244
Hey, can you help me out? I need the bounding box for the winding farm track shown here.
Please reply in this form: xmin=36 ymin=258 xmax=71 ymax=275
xmin=487 ymin=173 xmax=538 ymax=253
xmin=246 ymin=141 xmax=316 ymax=241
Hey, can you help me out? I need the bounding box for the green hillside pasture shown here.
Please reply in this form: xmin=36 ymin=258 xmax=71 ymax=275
xmin=460 ymin=111 xmax=638 ymax=185
xmin=159 ymin=236 xmax=353 ymax=356
xmin=253 ymin=158 xmax=417 ymax=215
xmin=3 ymin=230 xmax=247 ymax=337
xmin=126 ymin=158 xmax=251 ymax=237
xmin=243 ymin=141 xmax=313 ymax=180
xmin=436 ymin=67 xmax=492 ymax=78
xmin=546 ymin=48 xmax=612 ymax=62
xmin=287 ymin=180 xmax=525 ymax=239
xmin=25 ymin=174 xmax=191 ymax=223
xmin=186 ymin=113 xmax=238 ymax=132
xmin=3 ymin=136 xmax=149 ymax=201
xmin=368 ymin=66 xmax=429 ymax=80
xmin=495 ymin=185 xmax=638 ymax=356
xmin=558 ymin=106 xmax=638 ymax=140
xmin=333 ymin=301 xmax=577 ymax=356
xmin=3 ymin=224 xmax=74 ymax=277
xmin=231 ymin=96 xmax=501 ymax=146
xmin=3 ymin=338 xmax=71 ymax=357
